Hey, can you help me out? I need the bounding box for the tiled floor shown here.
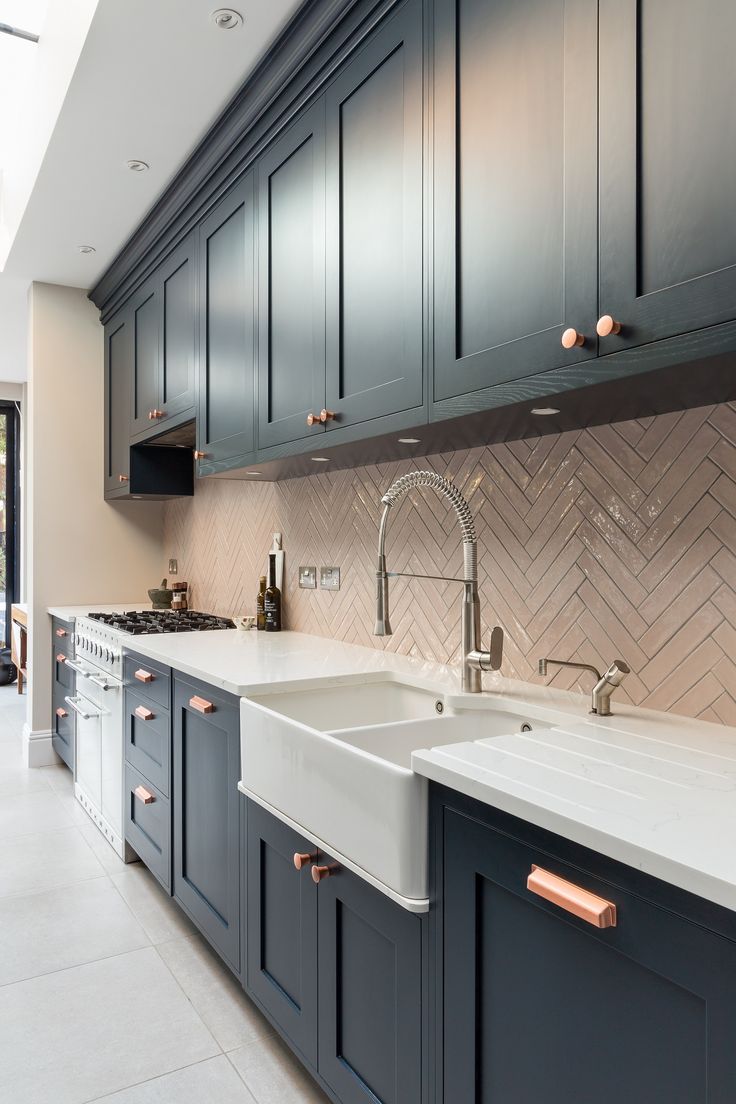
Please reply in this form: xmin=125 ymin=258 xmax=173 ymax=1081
xmin=0 ymin=684 xmax=330 ymax=1103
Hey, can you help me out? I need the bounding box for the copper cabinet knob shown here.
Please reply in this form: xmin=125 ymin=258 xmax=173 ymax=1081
xmin=294 ymin=851 xmax=319 ymax=871
xmin=55 ymin=628 xmax=68 ymax=638
xmin=55 ymin=707 xmax=68 ymax=718
xmin=306 ymin=413 xmax=321 ymax=427
xmin=596 ymin=314 xmax=622 ymax=337
xmin=148 ymin=409 xmax=165 ymax=420
xmin=56 ymin=653 xmax=66 ymax=664
xmin=118 ymin=474 xmax=129 ymax=483
xmin=320 ymin=409 xmax=336 ymax=423
xmin=561 ymin=327 xmax=585 ymax=349
xmin=133 ymin=784 xmax=155 ymax=805
xmin=134 ymin=705 xmax=154 ymax=721
xmin=193 ymin=450 xmax=208 ymax=460
xmin=311 ymin=863 xmax=340 ymax=883
xmin=134 ymin=669 xmax=154 ymax=683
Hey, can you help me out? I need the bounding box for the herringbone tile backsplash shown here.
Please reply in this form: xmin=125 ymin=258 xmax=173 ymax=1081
xmin=164 ymin=403 xmax=736 ymax=723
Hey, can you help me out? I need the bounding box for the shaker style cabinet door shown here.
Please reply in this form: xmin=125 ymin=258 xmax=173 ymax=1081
xmin=104 ymin=310 xmax=132 ymax=496
xmin=197 ymin=173 xmax=257 ymax=471
xmin=433 ymin=0 xmax=598 ymax=404
xmin=317 ymin=857 xmax=423 ymax=1104
xmin=442 ymin=807 xmax=736 ymax=1104
xmin=245 ymin=799 xmax=319 ymax=1066
xmin=129 ymin=278 xmax=160 ymax=438
xmin=257 ymin=102 xmax=326 ymax=450
xmin=598 ymin=0 xmax=736 ymax=352
xmin=158 ymin=233 xmax=196 ymax=423
xmin=172 ymin=677 xmax=241 ymax=971
xmin=324 ymin=0 xmax=423 ymax=430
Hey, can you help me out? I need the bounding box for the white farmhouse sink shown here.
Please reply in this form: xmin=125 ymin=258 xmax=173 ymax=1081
xmin=240 ymin=676 xmax=546 ymax=907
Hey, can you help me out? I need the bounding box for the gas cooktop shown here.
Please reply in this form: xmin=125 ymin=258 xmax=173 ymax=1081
xmin=87 ymin=610 xmax=235 ymax=635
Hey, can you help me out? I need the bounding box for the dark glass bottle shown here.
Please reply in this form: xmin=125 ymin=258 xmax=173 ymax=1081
xmin=256 ymin=575 xmax=267 ymax=631
xmin=264 ymin=554 xmax=282 ymax=632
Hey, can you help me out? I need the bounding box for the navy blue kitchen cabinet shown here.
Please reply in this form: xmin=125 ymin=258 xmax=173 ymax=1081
xmin=51 ymin=617 xmax=75 ymax=770
xmin=432 ymin=784 xmax=736 ymax=1104
xmin=103 ymin=308 xmax=132 ymax=497
xmin=432 ymin=0 xmax=599 ymax=405
xmin=173 ymin=674 xmax=241 ymax=972
xmin=196 ymin=172 xmax=257 ymax=475
xmin=244 ymin=798 xmax=425 ymax=1104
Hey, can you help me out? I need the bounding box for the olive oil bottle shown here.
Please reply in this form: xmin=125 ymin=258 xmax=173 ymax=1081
xmin=256 ymin=575 xmax=267 ymax=631
xmin=264 ymin=554 xmax=282 ymax=632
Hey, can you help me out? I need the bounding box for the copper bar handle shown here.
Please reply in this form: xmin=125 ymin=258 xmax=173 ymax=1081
xmin=311 ymin=863 xmax=340 ymax=884
xmin=56 ymin=653 xmax=66 ymax=664
xmin=134 ymin=669 xmax=154 ymax=683
xmin=133 ymin=784 xmax=155 ymax=805
xmin=190 ymin=695 xmax=215 ymax=714
xmin=118 ymin=474 xmax=129 ymax=483
xmin=596 ymin=314 xmax=622 ymax=337
xmin=527 ymin=865 xmax=617 ymax=928
xmin=55 ymin=707 xmax=68 ymax=718
xmin=561 ymin=327 xmax=585 ymax=349
xmin=134 ymin=705 xmax=154 ymax=721
xmin=320 ymin=409 xmax=336 ymax=423
xmin=306 ymin=412 xmax=321 ymax=426
xmin=294 ymin=851 xmax=319 ymax=871
xmin=55 ymin=628 xmax=68 ymax=638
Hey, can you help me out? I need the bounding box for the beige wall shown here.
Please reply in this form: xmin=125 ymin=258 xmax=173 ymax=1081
xmin=26 ymin=283 xmax=164 ymax=753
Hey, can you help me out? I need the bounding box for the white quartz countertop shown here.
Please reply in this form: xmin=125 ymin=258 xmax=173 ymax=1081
xmin=48 ymin=603 xmax=148 ymax=622
xmin=45 ymin=606 xmax=736 ymax=912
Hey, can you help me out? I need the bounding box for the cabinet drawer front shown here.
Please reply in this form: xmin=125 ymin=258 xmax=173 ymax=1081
xmin=123 ymin=653 xmax=171 ymax=710
xmin=51 ymin=619 xmax=74 ymax=657
xmin=442 ymin=807 xmax=736 ymax=1104
xmin=52 ymin=690 xmax=75 ymax=771
xmin=124 ymin=764 xmax=171 ymax=892
xmin=53 ymin=652 xmax=75 ymax=692
xmin=245 ymin=799 xmax=319 ymax=1066
xmin=125 ymin=690 xmax=170 ymax=796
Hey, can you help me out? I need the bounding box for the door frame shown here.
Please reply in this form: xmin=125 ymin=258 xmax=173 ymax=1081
xmin=0 ymin=401 xmax=20 ymax=650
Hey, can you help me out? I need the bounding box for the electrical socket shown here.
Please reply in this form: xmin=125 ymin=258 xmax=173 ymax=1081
xmin=319 ymin=566 xmax=341 ymax=591
xmin=299 ymin=566 xmax=317 ymax=589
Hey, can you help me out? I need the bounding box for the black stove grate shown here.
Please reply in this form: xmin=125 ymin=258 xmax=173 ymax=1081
xmin=87 ymin=611 xmax=235 ymax=635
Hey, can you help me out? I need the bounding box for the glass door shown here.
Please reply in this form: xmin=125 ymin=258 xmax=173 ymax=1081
xmin=0 ymin=402 xmax=20 ymax=651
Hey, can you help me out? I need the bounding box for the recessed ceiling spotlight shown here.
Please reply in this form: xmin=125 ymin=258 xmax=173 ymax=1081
xmin=398 ymin=437 xmax=421 ymax=444
xmin=76 ymin=244 xmax=96 ymax=254
xmin=211 ymin=8 xmax=243 ymax=29
xmin=530 ymin=407 xmax=560 ymax=416
xmin=126 ymin=159 xmax=149 ymax=173
xmin=245 ymin=471 xmax=262 ymax=476
xmin=311 ymin=457 xmax=330 ymax=463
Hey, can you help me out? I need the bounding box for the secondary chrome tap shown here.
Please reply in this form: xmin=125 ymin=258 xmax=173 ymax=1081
xmin=538 ymin=657 xmax=631 ymax=716
xmin=374 ymin=470 xmax=503 ymax=692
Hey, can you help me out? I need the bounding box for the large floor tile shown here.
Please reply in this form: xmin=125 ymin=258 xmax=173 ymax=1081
xmin=111 ymin=864 xmax=197 ymax=944
xmin=157 ymin=934 xmax=275 ymax=1052
xmin=0 ymin=826 xmax=106 ymax=898
xmin=38 ymin=763 xmax=75 ymax=794
xmin=88 ymin=1056 xmax=257 ymax=1104
xmin=0 ymin=789 xmax=76 ymax=839
xmin=228 ymin=1034 xmax=331 ymax=1104
xmin=0 ymin=946 xmax=219 ymax=1104
xmin=0 ymin=763 xmax=54 ymax=797
xmin=77 ymin=816 xmax=130 ymax=874
xmin=0 ymin=877 xmax=150 ymax=987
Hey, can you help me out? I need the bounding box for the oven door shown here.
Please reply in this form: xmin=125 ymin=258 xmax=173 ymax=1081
xmin=65 ymin=690 xmax=103 ymax=810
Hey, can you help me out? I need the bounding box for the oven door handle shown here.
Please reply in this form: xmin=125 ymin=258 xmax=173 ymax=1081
xmin=65 ymin=658 xmax=93 ymax=679
xmin=65 ymin=660 xmax=111 ymax=691
xmin=64 ymin=695 xmax=102 ymax=721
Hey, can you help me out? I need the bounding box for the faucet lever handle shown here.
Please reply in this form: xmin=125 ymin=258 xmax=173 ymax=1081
xmin=488 ymin=626 xmax=504 ymax=671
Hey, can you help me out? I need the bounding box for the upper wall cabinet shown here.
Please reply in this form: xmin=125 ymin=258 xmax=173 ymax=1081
xmin=130 ymin=234 xmax=197 ymax=442
xmin=433 ymin=0 xmax=599 ymax=404
xmin=598 ymin=0 xmax=736 ymax=352
xmin=197 ymin=173 xmax=257 ymax=473
xmin=104 ymin=309 xmax=132 ymax=496
xmin=258 ymin=103 xmax=327 ymax=451
xmin=324 ymin=0 xmax=424 ymax=430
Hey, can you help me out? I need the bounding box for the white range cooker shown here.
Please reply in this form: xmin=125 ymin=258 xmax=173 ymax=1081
xmin=66 ymin=610 xmax=234 ymax=859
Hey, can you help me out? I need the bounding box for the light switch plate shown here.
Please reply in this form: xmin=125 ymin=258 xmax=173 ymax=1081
xmin=168 ymin=558 xmax=178 ymax=575
xmin=320 ymin=566 xmax=341 ymax=591
xmin=299 ymin=565 xmax=317 ymax=589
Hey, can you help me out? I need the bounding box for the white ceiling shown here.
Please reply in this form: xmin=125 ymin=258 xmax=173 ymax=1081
xmin=0 ymin=0 xmax=302 ymax=381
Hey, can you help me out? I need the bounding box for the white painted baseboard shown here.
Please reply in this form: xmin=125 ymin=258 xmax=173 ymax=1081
xmin=22 ymin=724 xmax=61 ymax=768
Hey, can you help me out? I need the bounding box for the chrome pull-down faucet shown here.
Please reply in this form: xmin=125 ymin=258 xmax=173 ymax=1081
xmin=374 ymin=470 xmax=503 ymax=693
xmin=538 ymin=657 xmax=631 ymax=716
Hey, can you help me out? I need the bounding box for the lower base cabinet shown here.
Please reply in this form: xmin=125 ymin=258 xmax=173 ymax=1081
xmin=173 ymin=675 xmax=241 ymax=972
xmin=434 ymin=785 xmax=736 ymax=1104
xmin=245 ymin=798 xmax=425 ymax=1104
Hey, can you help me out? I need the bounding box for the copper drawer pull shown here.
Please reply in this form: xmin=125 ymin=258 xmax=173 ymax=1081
xmin=190 ymin=695 xmax=214 ymax=714
xmin=294 ymin=851 xmax=318 ymax=871
xmin=134 ymin=705 xmax=154 ymax=721
xmin=55 ymin=628 xmax=68 ymax=638
xmin=55 ymin=707 xmax=68 ymax=718
xmin=148 ymin=409 xmax=165 ymax=420
xmin=135 ymin=669 xmax=154 ymax=683
xmin=133 ymin=784 xmax=155 ymax=805
xmin=311 ymin=863 xmax=340 ymax=884
xmin=527 ymin=865 xmax=617 ymax=929
xmin=56 ymin=653 xmax=66 ymax=664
